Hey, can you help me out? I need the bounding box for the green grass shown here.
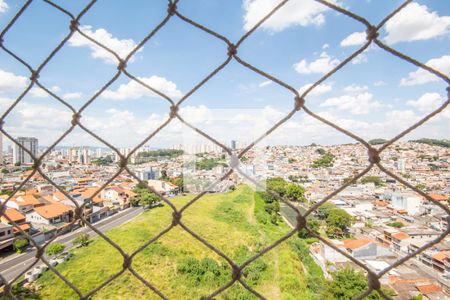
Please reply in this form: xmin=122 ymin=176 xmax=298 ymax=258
xmin=33 ymin=185 xmax=322 ymax=299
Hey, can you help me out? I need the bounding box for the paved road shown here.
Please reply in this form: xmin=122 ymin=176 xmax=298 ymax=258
xmin=0 ymin=206 xmax=143 ymax=283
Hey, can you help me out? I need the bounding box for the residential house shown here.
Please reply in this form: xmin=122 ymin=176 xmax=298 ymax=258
xmin=0 ymin=223 xmax=14 ymax=250
xmin=26 ymin=203 xmax=73 ymax=227
xmin=342 ymin=238 xmax=393 ymax=259
xmin=3 ymin=195 xmax=43 ymax=213
xmin=147 ymin=180 xmax=178 ymax=196
xmin=391 ymin=231 xmax=410 ymax=253
xmin=0 ymin=208 xmax=30 ymax=234
xmin=101 ymin=186 xmax=135 ymax=209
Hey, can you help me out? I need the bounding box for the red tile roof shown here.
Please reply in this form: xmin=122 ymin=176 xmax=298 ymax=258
xmin=392 ymin=232 xmax=410 ymax=240
xmin=416 ymin=284 xmax=441 ymax=295
xmin=34 ymin=203 xmax=72 ymax=219
xmin=343 ymin=239 xmax=372 ymax=250
xmin=2 ymin=208 xmax=26 ymax=223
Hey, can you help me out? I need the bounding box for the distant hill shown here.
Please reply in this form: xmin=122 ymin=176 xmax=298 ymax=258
xmin=411 ymin=138 xmax=450 ymax=148
xmin=368 ymin=138 xmax=387 ymax=145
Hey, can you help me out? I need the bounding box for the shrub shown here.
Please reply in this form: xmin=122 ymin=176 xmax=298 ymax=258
xmin=73 ymin=233 xmax=90 ymax=247
xmin=13 ymin=238 xmax=28 ymax=253
xmin=45 ymin=243 xmax=65 ymax=257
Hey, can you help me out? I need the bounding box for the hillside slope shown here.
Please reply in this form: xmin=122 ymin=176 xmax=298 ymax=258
xmin=33 ymin=186 xmax=321 ymax=299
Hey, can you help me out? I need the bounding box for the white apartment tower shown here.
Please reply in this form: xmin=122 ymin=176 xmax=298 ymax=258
xmin=13 ymin=137 xmax=38 ymax=165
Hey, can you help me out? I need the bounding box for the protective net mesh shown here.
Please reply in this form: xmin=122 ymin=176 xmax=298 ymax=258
xmin=0 ymin=0 xmax=449 ymax=299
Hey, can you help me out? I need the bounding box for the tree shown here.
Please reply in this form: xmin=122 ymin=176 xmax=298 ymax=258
xmin=315 ymin=148 xmax=326 ymax=155
xmin=160 ymin=169 xmax=169 ymax=180
xmin=132 ymin=183 xmax=160 ymax=208
xmin=13 ymin=238 xmax=28 ymax=253
xmin=317 ymin=202 xmax=336 ymax=219
xmin=73 ymin=233 xmax=90 ymax=247
xmin=361 ymin=176 xmax=384 ymax=186
xmin=266 ymin=177 xmax=288 ymax=197
xmin=170 ymin=176 xmax=184 ymax=192
xmin=139 ymin=192 xmax=160 ymax=207
xmin=368 ymin=138 xmax=387 ymax=145
xmin=326 ymin=209 xmax=353 ymax=238
xmin=136 ymin=180 xmax=149 ymax=190
xmin=45 ymin=243 xmax=65 ymax=257
xmin=387 ymin=221 xmax=404 ymax=228
xmin=298 ymin=216 xmax=320 ymax=239
xmin=415 ymin=183 xmax=426 ymax=191
xmin=323 ymin=267 xmax=393 ymax=299
xmin=311 ymin=152 xmax=335 ymax=168
xmin=286 ymin=184 xmax=306 ymax=202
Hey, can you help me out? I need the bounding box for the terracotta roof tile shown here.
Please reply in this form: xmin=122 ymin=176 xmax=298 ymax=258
xmin=343 ymin=239 xmax=372 ymax=250
xmin=16 ymin=195 xmax=41 ymax=206
xmin=33 ymin=203 xmax=72 ymax=219
xmin=2 ymin=208 xmax=26 ymax=222
xmin=416 ymin=284 xmax=441 ymax=295
xmin=392 ymin=232 xmax=410 ymax=240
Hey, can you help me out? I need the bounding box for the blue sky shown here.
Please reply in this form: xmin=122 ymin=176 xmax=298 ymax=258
xmin=0 ymin=0 xmax=449 ymax=148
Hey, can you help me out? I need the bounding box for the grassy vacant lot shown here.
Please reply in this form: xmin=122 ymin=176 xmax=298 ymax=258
xmin=34 ymin=186 xmax=322 ymax=299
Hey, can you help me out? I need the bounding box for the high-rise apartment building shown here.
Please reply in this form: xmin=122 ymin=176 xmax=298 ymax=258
xmin=13 ymin=137 xmax=38 ymax=165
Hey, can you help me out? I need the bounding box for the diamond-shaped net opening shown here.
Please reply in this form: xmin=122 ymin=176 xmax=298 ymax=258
xmin=0 ymin=1 xmax=449 ymax=299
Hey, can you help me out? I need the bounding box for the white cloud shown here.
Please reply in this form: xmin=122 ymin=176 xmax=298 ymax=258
xmin=373 ymin=80 xmax=386 ymax=87
xmin=62 ymin=92 xmax=82 ymax=100
xmin=406 ymin=92 xmax=443 ymax=113
xmin=384 ymin=3 xmax=450 ymax=44
xmin=0 ymin=69 xmax=27 ymax=92
xmin=343 ymin=84 xmax=368 ymax=94
xmin=29 ymin=86 xmax=60 ymax=98
xmin=0 ymin=0 xmax=8 ymax=13
xmin=322 ymin=43 xmax=329 ymax=49
xmin=298 ymin=83 xmax=332 ymax=97
xmin=242 ymin=0 xmax=329 ymax=32
xmin=400 ymin=55 xmax=450 ymax=86
xmin=69 ymin=25 xmax=140 ymax=64
xmin=340 ymin=31 xmax=366 ymax=47
xmin=351 ymin=53 xmax=368 ymax=65
xmin=101 ymin=76 xmax=182 ymax=100
xmin=320 ymin=92 xmax=381 ymax=115
xmin=258 ymin=80 xmax=272 ymax=88
xmin=294 ymin=52 xmax=340 ymax=74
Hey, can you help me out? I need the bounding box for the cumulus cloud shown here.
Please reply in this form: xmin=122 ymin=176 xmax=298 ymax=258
xmin=351 ymin=53 xmax=368 ymax=65
xmin=294 ymin=52 xmax=340 ymax=74
xmin=0 ymin=0 xmax=8 ymax=13
xmin=242 ymin=0 xmax=329 ymax=32
xmin=29 ymin=86 xmax=61 ymax=98
xmin=343 ymin=84 xmax=368 ymax=94
xmin=320 ymin=92 xmax=381 ymax=115
xmin=69 ymin=25 xmax=140 ymax=64
xmin=384 ymin=3 xmax=450 ymax=44
xmin=0 ymin=69 xmax=27 ymax=92
xmin=101 ymin=76 xmax=182 ymax=100
xmin=373 ymin=80 xmax=386 ymax=87
xmin=406 ymin=92 xmax=444 ymax=113
xmin=340 ymin=31 xmax=366 ymax=47
xmin=400 ymin=55 xmax=450 ymax=86
xmin=298 ymin=83 xmax=332 ymax=97
xmin=62 ymin=92 xmax=82 ymax=100
xmin=258 ymin=80 xmax=272 ymax=88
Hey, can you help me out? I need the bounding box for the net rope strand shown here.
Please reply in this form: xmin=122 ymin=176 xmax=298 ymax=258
xmin=0 ymin=0 xmax=449 ymax=299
